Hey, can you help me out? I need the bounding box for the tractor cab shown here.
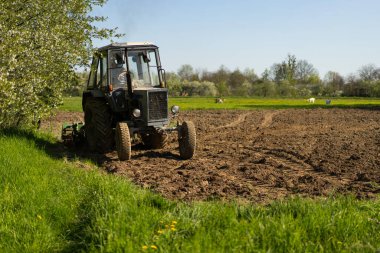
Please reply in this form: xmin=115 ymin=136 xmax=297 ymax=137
xmin=84 ymin=42 xmax=169 ymax=125
xmin=87 ymin=42 xmax=165 ymax=93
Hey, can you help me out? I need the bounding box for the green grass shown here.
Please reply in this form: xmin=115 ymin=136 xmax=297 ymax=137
xmin=1 ymin=130 xmax=379 ymax=252
xmin=60 ymin=96 xmax=380 ymax=112
xmin=172 ymin=97 xmax=380 ymax=110
xmin=60 ymin=97 xmax=83 ymax=112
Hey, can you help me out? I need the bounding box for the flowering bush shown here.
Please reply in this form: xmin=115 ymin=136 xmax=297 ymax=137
xmin=0 ymin=0 xmax=120 ymax=128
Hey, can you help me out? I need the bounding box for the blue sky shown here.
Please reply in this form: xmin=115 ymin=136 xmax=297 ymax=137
xmin=92 ymin=0 xmax=380 ymax=77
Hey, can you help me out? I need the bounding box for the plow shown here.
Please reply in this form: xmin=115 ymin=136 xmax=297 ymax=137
xmin=61 ymin=122 xmax=85 ymax=147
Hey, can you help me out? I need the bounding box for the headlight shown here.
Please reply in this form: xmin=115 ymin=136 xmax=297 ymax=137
xmin=132 ymin=108 xmax=141 ymax=118
xmin=171 ymin=105 xmax=180 ymax=114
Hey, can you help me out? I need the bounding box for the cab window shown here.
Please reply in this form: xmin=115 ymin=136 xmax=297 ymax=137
xmin=127 ymin=50 xmax=160 ymax=88
xmin=109 ymin=49 xmax=127 ymax=89
xmin=87 ymin=57 xmax=99 ymax=89
xmin=99 ymin=53 xmax=108 ymax=87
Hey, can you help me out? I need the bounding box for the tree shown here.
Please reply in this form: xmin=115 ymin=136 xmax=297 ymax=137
xmin=210 ymin=65 xmax=230 ymax=86
xmin=358 ymin=64 xmax=379 ymax=82
xmin=197 ymin=81 xmax=217 ymax=96
xmin=270 ymin=54 xmax=297 ymax=83
xmin=228 ymin=69 xmax=246 ymax=94
xmin=198 ymin=68 xmax=210 ymax=81
xmin=345 ymin=73 xmax=358 ymax=84
xmin=166 ymin=72 xmax=182 ymax=96
xmin=270 ymin=63 xmax=286 ymax=83
xmin=307 ymin=73 xmax=321 ymax=84
xmin=0 ymin=0 xmax=120 ymax=128
xmin=243 ymin=68 xmax=258 ymax=83
xmin=215 ymin=81 xmax=229 ymax=97
xmin=261 ymin=68 xmax=270 ymax=81
xmin=296 ymin=60 xmax=318 ymax=83
xmin=277 ymin=80 xmax=296 ymax=97
xmin=252 ymin=81 xmax=276 ymax=97
xmin=63 ymin=71 xmax=88 ymax=96
xmin=324 ymin=71 xmax=344 ymax=96
xmin=285 ymin=54 xmax=297 ymax=83
xmin=177 ymin=64 xmax=195 ymax=81
xmin=235 ymin=80 xmax=251 ymax=97
xmin=181 ymin=81 xmax=217 ymax=96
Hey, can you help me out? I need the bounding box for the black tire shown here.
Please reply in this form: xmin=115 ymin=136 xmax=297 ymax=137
xmin=115 ymin=122 xmax=131 ymax=161
xmin=84 ymin=98 xmax=113 ymax=152
xmin=141 ymin=129 xmax=168 ymax=149
xmin=178 ymin=121 xmax=196 ymax=159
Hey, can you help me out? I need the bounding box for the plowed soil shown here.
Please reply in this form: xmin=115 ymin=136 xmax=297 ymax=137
xmin=43 ymin=108 xmax=380 ymax=203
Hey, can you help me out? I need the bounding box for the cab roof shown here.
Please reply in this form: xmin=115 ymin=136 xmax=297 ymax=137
xmin=97 ymin=42 xmax=158 ymax=51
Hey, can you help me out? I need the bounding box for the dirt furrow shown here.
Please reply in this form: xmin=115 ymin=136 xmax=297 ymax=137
xmin=216 ymin=112 xmax=252 ymax=129
xmin=260 ymin=111 xmax=279 ymax=128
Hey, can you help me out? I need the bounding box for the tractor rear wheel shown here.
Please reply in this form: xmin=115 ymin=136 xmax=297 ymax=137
xmin=141 ymin=129 xmax=168 ymax=149
xmin=115 ymin=122 xmax=131 ymax=161
xmin=84 ymin=98 xmax=113 ymax=153
xmin=178 ymin=121 xmax=196 ymax=159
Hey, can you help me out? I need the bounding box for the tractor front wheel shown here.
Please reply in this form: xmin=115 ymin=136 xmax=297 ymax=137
xmin=115 ymin=122 xmax=131 ymax=161
xmin=178 ymin=121 xmax=196 ymax=159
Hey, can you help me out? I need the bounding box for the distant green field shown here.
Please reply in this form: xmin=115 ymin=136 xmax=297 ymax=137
xmin=60 ymin=97 xmax=83 ymax=112
xmin=1 ymin=130 xmax=379 ymax=252
xmin=60 ymin=96 xmax=380 ymax=112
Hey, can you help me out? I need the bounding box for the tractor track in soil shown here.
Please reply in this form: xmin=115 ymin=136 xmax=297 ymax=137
xmin=250 ymin=147 xmax=351 ymax=184
xmin=42 ymin=108 xmax=380 ymax=203
xmin=259 ymin=111 xmax=279 ymax=128
xmin=215 ymin=112 xmax=252 ymax=129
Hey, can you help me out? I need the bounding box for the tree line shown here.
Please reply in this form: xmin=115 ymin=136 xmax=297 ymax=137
xmin=165 ymin=55 xmax=380 ymax=98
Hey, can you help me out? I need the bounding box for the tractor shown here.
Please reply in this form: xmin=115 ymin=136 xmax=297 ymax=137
xmin=72 ymin=42 xmax=196 ymax=160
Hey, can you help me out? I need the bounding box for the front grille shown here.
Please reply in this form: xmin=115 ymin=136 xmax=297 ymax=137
xmin=148 ymin=91 xmax=168 ymax=121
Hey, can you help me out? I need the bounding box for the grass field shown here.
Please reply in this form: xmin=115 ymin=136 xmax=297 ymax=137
xmin=3 ymin=97 xmax=380 ymax=252
xmin=1 ymin=129 xmax=379 ymax=252
xmin=60 ymin=96 xmax=380 ymax=112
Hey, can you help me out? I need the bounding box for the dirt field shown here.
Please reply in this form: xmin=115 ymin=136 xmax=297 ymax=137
xmin=43 ymin=108 xmax=380 ymax=203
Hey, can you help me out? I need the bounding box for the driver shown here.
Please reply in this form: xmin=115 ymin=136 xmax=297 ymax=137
xmin=110 ymin=52 xmax=127 ymax=88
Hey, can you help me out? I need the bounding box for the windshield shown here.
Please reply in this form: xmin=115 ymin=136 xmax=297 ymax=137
xmin=109 ymin=49 xmax=127 ymax=89
xmin=127 ymin=50 xmax=160 ymax=88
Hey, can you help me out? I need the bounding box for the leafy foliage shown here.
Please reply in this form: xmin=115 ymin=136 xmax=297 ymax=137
xmin=0 ymin=0 xmax=120 ymax=128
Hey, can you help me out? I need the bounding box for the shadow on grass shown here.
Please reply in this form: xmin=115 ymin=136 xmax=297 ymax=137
xmin=0 ymin=128 xmax=112 ymax=166
xmin=0 ymin=128 xmax=181 ymax=169
xmin=0 ymin=128 xmax=105 ymax=251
